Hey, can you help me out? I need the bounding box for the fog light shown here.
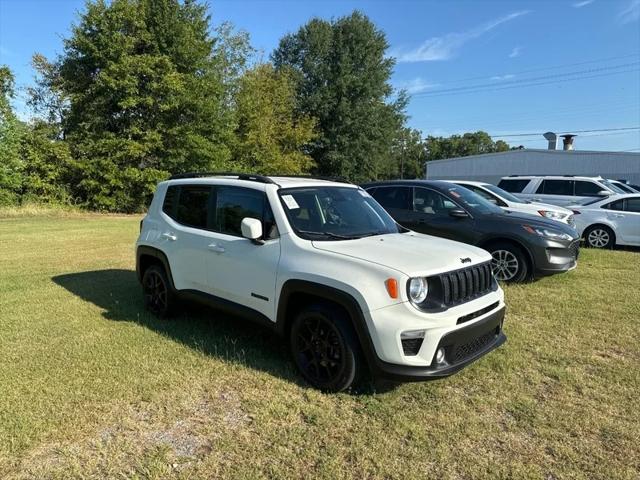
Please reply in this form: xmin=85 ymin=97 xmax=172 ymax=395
xmin=435 ymin=347 xmax=446 ymax=364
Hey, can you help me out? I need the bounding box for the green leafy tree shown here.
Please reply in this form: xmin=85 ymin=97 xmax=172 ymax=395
xmin=273 ymin=11 xmax=407 ymax=182
xmin=233 ymin=63 xmax=316 ymax=175
xmin=0 ymin=66 xmax=24 ymax=206
xmin=425 ymin=131 xmax=510 ymax=162
xmin=19 ymin=121 xmax=74 ymax=204
xmin=54 ymin=0 xmax=250 ymax=211
xmin=384 ymin=127 xmax=427 ymax=179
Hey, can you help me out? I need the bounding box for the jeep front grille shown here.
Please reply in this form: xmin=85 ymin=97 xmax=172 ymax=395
xmin=439 ymin=261 xmax=494 ymax=307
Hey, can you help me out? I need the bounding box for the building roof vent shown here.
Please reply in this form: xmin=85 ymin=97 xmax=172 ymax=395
xmin=560 ymin=134 xmax=577 ymax=151
xmin=543 ymin=132 xmax=557 ymax=150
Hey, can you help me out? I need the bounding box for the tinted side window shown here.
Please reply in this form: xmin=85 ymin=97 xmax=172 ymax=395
xmin=370 ymin=187 xmax=412 ymax=210
xmin=574 ymin=181 xmax=602 ymax=196
xmin=463 ymin=185 xmax=502 ymax=205
xmin=414 ymin=188 xmax=459 ymax=214
xmin=625 ymin=198 xmax=640 ymax=213
xmin=215 ymin=187 xmax=265 ymax=236
xmin=176 ymin=186 xmax=211 ymax=229
xmin=497 ymin=179 xmax=529 ymax=193
xmin=538 ymin=180 xmax=574 ymax=195
xmin=162 ymin=185 xmax=179 ymax=219
xmin=602 ymin=199 xmax=624 ymax=211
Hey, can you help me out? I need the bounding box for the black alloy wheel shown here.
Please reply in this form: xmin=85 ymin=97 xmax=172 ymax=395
xmin=142 ymin=265 xmax=173 ymax=317
xmin=290 ymin=304 xmax=361 ymax=392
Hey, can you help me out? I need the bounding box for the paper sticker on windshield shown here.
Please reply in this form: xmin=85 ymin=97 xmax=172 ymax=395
xmin=449 ymin=190 xmax=461 ymax=198
xmin=282 ymin=195 xmax=300 ymax=209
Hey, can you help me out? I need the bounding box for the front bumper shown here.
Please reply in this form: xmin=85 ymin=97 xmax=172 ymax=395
xmin=371 ymin=306 xmax=506 ymax=381
xmin=531 ymin=237 xmax=580 ymax=276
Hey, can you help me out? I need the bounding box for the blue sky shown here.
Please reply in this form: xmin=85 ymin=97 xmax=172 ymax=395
xmin=1 ymin=0 xmax=639 ymax=151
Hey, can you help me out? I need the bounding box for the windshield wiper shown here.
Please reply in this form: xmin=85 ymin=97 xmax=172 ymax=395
xmin=296 ymin=229 xmax=356 ymax=240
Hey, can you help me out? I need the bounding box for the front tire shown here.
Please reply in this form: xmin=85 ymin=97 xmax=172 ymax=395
xmin=584 ymin=225 xmax=615 ymax=249
xmin=142 ymin=265 xmax=175 ymax=317
xmin=290 ymin=303 xmax=363 ymax=392
xmin=489 ymin=242 xmax=529 ymax=283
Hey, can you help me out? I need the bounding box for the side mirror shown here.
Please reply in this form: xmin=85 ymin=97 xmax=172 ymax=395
xmin=597 ymin=190 xmax=612 ymax=197
xmin=449 ymin=208 xmax=469 ymax=218
xmin=241 ymin=217 xmax=263 ymax=244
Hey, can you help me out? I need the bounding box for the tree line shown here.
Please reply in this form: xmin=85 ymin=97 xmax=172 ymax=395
xmin=0 ymin=0 xmax=510 ymax=213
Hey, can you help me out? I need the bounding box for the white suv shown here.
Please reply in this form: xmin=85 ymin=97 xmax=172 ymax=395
xmin=497 ymin=175 xmax=626 ymax=207
xmin=136 ymin=173 xmax=506 ymax=392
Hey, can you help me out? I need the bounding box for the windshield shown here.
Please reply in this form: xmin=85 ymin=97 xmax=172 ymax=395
xmin=610 ymin=181 xmax=635 ymax=193
xmin=443 ymin=185 xmax=504 ymax=215
xmin=278 ymin=186 xmax=402 ymax=240
xmin=602 ymin=180 xmax=626 ymax=194
xmin=483 ymin=184 xmax=525 ymax=204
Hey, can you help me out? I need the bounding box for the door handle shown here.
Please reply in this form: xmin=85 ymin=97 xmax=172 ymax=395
xmin=208 ymin=243 xmax=225 ymax=253
xmin=161 ymin=232 xmax=177 ymax=241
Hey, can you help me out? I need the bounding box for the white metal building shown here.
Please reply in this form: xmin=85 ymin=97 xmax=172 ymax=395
xmin=425 ymin=149 xmax=640 ymax=185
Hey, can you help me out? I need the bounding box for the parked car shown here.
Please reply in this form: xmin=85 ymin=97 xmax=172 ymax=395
xmin=497 ymin=175 xmax=626 ymax=207
xmin=136 ymin=173 xmax=506 ymax=392
xmin=444 ymin=180 xmax=575 ymax=225
xmin=608 ymin=179 xmax=639 ymax=194
xmin=569 ymin=194 xmax=640 ymax=248
xmin=362 ymin=180 xmax=580 ymax=283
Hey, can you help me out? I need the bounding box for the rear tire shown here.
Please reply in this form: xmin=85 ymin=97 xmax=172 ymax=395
xmin=142 ymin=265 xmax=175 ymax=318
xmin=488 ymin=242 xmax=529 ymax=283
xmin=290 ymin=303 xmax=363 ymax=392
xmin=584 ymin=225 xmax=615 ymax=249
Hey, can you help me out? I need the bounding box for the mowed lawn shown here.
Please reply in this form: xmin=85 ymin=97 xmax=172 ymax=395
xmin=1 ymin=213 xmax=639 ymax=480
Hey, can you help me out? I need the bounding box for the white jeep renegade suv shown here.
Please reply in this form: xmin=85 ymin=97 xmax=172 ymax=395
xmin=136 ymin=173 xmax=506 ymax=392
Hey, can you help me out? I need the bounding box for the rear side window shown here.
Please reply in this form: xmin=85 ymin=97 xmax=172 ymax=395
xmin=162 ymin=185 xmax=179 ymax=219
xmin=215 ymin=187 xmax=266 ymax=236
xmin=176 ymin=186 xmax=211 ymax=229
xmin=625 ymin=198 xmax=640 ymax=213
xmin=603 ymin=199 xmax=625 ymax=211
xmin=537 ymin=180 xmax=573 ymax=195
xmin=574 ymin=181 xmax=602 ymax=196
xmin=370 ymin=186 xmax=412 ymax=210
xmin=497 ymin=179 xmax=529 ymax=193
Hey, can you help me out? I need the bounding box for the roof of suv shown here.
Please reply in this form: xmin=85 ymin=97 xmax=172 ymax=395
xmin=500 ymin=175 xmax=605 ymax=181
xmin=165 ymin=173 xmax=355 ymax=190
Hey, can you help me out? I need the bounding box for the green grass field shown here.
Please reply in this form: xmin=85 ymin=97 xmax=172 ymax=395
xmin=1 ymin=212 xmax=639 ymax=479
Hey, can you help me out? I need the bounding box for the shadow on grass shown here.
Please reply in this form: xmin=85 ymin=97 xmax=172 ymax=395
xmin=52 ymin=269 xmax=301 ymax=386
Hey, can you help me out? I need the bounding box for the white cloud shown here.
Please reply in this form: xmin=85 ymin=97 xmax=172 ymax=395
xmin=398 ymin=77 xmax=439 ymax=94
xmin=618 ymin=0 xmax=640 ymax=23
xmin=393 ymin=11 xmax=530 ymax=63
xmin=509 ymin=46 xmax=522 ymax=58
xmin=491 ymin=74 xmax=516 ymax=81
xmin=573 ymin=0 xmax=595 ymax=8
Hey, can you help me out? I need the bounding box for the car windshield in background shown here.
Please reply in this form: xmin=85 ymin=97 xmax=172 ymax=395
xmin=483 ymin=184 xmax=525 ymax=204
xmin=279 ymin=186 xmax=402 ymax=240
xmin=444 ymin=185 xmax=504 ymax=215
xmin=602 ymin=180 xmax=626 ymax=194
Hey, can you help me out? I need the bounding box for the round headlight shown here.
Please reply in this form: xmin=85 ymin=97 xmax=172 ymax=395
xmin=408 ymin=277 xmax=428 ymax=304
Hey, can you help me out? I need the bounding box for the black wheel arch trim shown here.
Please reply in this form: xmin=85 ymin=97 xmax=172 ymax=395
xmin=275 ymin=279 xmax=381 ymax=370
xmin=136 ymin=245 xmax=176 ymax=290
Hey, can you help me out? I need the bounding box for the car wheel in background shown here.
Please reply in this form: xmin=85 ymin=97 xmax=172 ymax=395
xmin=142 ymin=265 xmax=175 ymax=317
xmin=584 ymin=225 xmax=615 ymax=249
xmin=488 ymin=242 xmax=529 ymax=283
xmin=290 ymin=303 xmax=363 ymax=392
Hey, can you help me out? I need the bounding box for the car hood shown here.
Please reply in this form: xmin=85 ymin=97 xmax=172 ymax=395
xmin=496 ymin=211 xmax=578 ymax=236
xmin=312 ymin=232 xmax=492 ymax=277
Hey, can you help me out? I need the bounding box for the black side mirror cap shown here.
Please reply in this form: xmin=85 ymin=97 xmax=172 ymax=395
xmin=449 ymin=209 xmax=469 ymax=218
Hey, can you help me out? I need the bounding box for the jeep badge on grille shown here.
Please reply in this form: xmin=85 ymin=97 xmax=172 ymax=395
xmin=460 ymin=257 xmax=471 ymax=264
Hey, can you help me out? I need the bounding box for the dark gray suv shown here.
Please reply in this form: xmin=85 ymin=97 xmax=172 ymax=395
xmin=362 ymin=180 xmax=580 ymax=283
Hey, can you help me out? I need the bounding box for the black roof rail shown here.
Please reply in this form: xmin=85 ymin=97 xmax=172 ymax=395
xmin=168 ymin=172 xmax=277 ymax=184
xmin=269 ymin=174 xmax=352 ymax=184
